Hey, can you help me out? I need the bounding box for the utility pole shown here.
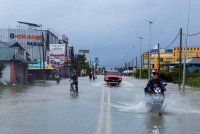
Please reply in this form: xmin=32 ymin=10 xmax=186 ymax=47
xmin=145 ymin=20 xmax=153 ymax=80
xmin=138 ymin=36 xmax=143 ymax=79
xmin=141 ymin=53 xmax=142 ymax=79
xmin=136 ymin=56 xmax=137 ymax=69
xmin=42 ymin=32 xmax=46 ymax=83
xmin=158 ymin=43 xmax=160 ymax=72
xmin=179 ymin=28 xmax=183 ymax=90
xmin=135 ymin=56 xmax=137 ymax=77
xmin=147 ymin=50 xmax=150 ymax=73
xmin=132 ymin=45 xmax=135 ymax=78
xmin=182 ymin=0 xmax=191 ymax=94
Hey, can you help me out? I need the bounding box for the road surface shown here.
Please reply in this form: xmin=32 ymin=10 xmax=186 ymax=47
xmin=0 ymin=76 xmax=200 ymax=134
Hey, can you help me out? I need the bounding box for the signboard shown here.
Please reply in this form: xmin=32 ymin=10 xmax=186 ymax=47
xmin=79 ymin=49 xmax=90 ymax=54
xmin=94 ymin=57 xmax=99 ymax=63
xmin=49 ymin=44 xmax=66 ymax=68
xmin=28 ymin=60 xmax=46 ymax=69
xmin=15 ymin=34 xmax=42 ymax=39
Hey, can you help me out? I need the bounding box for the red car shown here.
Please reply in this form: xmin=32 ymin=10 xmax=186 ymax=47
xmin=104 ymin=70 xmax=122 ymax=84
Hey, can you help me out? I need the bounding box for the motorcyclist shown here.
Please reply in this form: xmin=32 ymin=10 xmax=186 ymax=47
xmin=71 ymin=71 xmax=78 ymax=93
xmin=144 ymin=72 xmax=166 ymax=96
xmin=89 ymin=71 xmax=93 ymax=81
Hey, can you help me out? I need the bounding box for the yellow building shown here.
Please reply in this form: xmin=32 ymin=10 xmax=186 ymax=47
xmin=172 ymin=46 xmax=200 ymax=62
xmin=143 ymin=46 xmax=200 ymax=70
xmin=143 ymin=49 xmax=172 ymax=70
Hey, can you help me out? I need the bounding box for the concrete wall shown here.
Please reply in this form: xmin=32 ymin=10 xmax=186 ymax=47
xmin=14 ymin=62 xmax=26 ymax=83
xmin=2 ymin=62 xmax=11 ymax=82
xmin=2 ymin=61 xmax=27 ymax=83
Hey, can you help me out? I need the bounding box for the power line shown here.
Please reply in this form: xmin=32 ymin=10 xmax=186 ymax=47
xmin=183 ymin=31 xmax=200 ymax=36
xmin=162 ymin=32 xmax=180 ymax=49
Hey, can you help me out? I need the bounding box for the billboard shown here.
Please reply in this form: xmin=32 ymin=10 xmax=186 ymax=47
xmin=79 ymin=49 xmax=90 ymax=54
xmin=49 ymin=44 xmax=66 ymax=68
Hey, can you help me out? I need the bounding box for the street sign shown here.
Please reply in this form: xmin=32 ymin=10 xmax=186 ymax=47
xmin=94 ymin=57 xmax=99 ymax=63
xmin=79 ymin=50 xmax=90 ymax=54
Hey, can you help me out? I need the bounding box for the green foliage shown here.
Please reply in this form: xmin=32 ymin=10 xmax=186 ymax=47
xmin=74 ymin=54 xmax=91 ymax=76
xmin=186 ymin=77 xmax=200 ymax=88
xmin=159 ymin=66 xmax=200 ymax=88
xmin=134 ymin=69 xmax=148 ymax=79
xmin=159 ymin=71 xmax=174 ymax=82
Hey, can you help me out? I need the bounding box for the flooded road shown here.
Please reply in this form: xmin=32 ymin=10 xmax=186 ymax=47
xmin=0 ymin=76 xmax=200 ymax=134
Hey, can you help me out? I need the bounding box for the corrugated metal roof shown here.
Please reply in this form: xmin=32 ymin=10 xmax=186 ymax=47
xmin=0 ymin=47 xmax=15 ymax=61
xmin=165 ymin=58 xmax=200 ymax=66
xmin=190 ymin=58 xmax=200 ymax=64
xmin=0 ymin=41 xmax=16 ymax=47
xmin=173 ymin=58 xmax=193 ymax=64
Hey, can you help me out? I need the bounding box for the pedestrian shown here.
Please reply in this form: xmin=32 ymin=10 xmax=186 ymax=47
xmin=16 ymin=75 xmax=21 ymax=84
xmin=89 ymin=72 xmax=92 ymax=81
xmin=93 ymin=72 xmax=96 ymax=81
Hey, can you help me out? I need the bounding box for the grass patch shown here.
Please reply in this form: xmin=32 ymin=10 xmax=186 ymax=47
xmin=0 ymin=83 xmax=26 ymax=90
xmin=186 ymin=77 xmax=200 ymax=88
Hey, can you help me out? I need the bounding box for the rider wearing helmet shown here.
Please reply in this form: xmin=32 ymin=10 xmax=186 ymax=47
xmin=144 ymin=72 xmax=166 ymax=95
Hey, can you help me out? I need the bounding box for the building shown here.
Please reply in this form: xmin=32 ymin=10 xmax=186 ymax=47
xmin=143 ymin=46 xmax=200 ymax=71
xmin=0 ymin=27 xmax=59 ymax=61
xmin=143 ymin=49 xmax=172 ymax=70
xmin=0 ymin=42 xmax=33 ymax=83
xmin=166 ymin=58 xmax=200 ymax=72
xmin=172 ymin=46 xmax=200 ymax=62
xmin=0 ymin=22 xmax=71 ymax=79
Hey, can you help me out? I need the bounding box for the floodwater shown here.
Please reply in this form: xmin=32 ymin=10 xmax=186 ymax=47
xmin=0 ymin=76 xmax=200 ymax=134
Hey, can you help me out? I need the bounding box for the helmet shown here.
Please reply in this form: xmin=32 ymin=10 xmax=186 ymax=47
xmin=153 ymin=72 xmax=159 ymax=76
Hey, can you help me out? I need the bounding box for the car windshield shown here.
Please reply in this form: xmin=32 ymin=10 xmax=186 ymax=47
xmin=106 ymin=71 xmax=120 ymax=75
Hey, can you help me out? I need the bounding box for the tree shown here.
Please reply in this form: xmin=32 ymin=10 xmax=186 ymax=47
xmin=74 ymin=54 xmax=90 ymax=76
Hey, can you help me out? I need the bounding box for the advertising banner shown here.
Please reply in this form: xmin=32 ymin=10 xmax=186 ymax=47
xmin=49 ymin=44 xmax=66 ymax=68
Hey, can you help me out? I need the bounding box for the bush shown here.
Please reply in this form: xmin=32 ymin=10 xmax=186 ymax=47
xmin=159 ymin=71 xmax=174 ymax=82
xmin=134 ymin=69 xmax=148 ymax=79
xmin=186 ymin=77 xmax=200 ymax=87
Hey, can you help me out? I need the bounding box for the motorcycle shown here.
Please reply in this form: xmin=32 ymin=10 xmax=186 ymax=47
xmin=70 ymin=81 xmax=78 ymax=96
xmin=55 ymin=75 xmax=60 ymax=83
xmin=145 ymin=84 xmax=167 ymax=114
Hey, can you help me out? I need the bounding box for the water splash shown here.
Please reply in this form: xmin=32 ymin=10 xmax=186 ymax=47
xmin=164 ymin=94 xmax=200 ymax=114
xmin=111 ymin=94 xmax=200 ymax=115
xmin=112 ymin=101 xmax=148 ymax=114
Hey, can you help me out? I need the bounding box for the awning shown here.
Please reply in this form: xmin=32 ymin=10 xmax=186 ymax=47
xmin=23 ymin=61 xmax=38 ymax=64
xmin=29 ymin=65 xmax=54 ymax=70
xmin=28 ymin=60 xmax=54 ymax=70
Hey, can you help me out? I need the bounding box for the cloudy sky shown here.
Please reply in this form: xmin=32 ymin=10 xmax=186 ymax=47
xmin=0 ymin=0 xmax=200 ymax=68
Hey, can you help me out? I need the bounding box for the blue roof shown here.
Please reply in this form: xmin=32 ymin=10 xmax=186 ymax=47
xmin=165 ymin=58 xmax=200 ymax=66
xmin=150 ymin=49 xmax=172 ymax=53
xmin=172 ymin=59 xmax=193 ymax=64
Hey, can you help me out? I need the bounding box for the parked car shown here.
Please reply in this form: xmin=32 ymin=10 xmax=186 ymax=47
xmin=104 ymin=70 xmax=122 ymax=84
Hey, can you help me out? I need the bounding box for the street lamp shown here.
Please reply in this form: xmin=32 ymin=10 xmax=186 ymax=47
xmin=145 ymin=19 xmax=153 ymax=80
xmin=132 ymin=45 xmax=136 ymax=78
xmin=138 ymin=36 xmax=143 ymax=79
xmin=182 ymin=0 xmax=191 ymax=94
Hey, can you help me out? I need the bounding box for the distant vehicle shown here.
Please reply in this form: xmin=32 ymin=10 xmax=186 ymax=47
xmin=104 ymin=70 xmax=122 ymax=84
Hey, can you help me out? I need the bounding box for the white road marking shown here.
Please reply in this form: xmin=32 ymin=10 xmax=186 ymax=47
xmin=106 ymin=88 xmax=111 ymax=134
xmin=96 ymin=87 xmax=105 ymax=134
xmin=96 ymin=87 xmax=112 ymax=134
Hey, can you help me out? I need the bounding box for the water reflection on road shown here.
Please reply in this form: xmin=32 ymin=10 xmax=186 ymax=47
xmin=0 ymin=76 xmax=200 ymax=134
